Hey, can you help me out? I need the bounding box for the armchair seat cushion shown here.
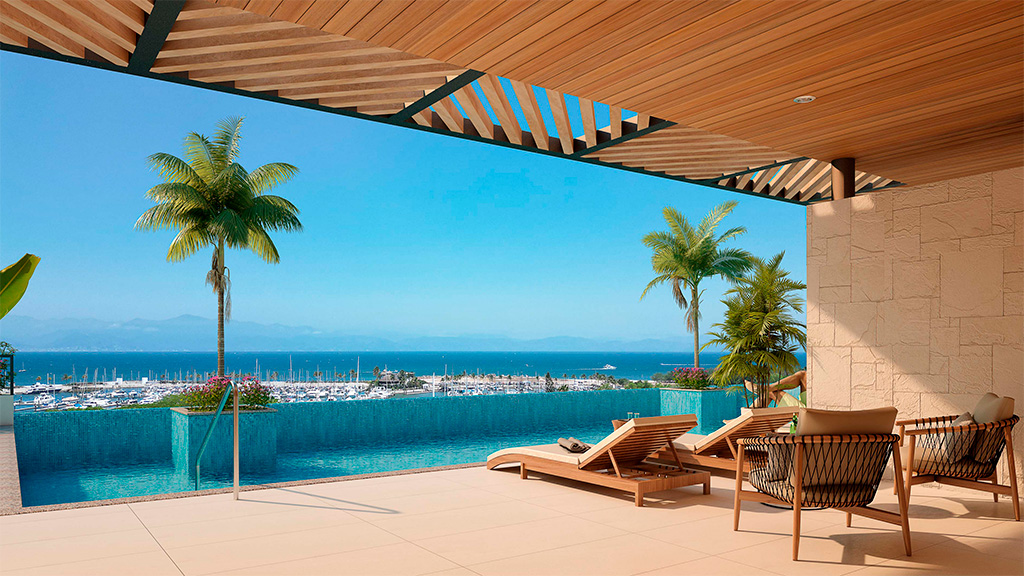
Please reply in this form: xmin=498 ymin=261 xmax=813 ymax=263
xmin=749 ymin=474 xmax=878 ymax=507
xmin=900 ymin=444 xmax=996 ymax=479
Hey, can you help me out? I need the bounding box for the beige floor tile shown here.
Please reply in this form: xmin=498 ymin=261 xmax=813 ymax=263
xmin=345 ymin=486 xmax=514 ymax=520
xmin=165 ymin=520 xmax=402 ymax=575
xmin=0 ymin=529 xmax=163 ymax=572
xmin=634 ymin=555 xmax=784 ymax=576
xmin=643 ymin=507 xmax=827 ymax=556
xmin=366 ymin=500 xmax=563 ymax=541
xmin=438 ymin=466 xmax=521 ymax=488
xmin=415 ymin=515 xmax=626 ymax=566
xmin=296 ymin=475 xmax=466 ymax=503
xmin=423 ymin=568 xmax=481 ymax=576
xmin=468 ymin=533 xmax=705 ymax=576
xmin=130 ymin=490 xmax=339 ymax=528
xmin=208 ymin=542 xmax=459 ymax=576
xmin=1 ymin=551 xmax=182 ymax=576
xmin=899 ymin=496 xmax=1019 ymax=537
xmin=0 ymin=503 xmax=132 ymax=525
xmin=147 ymin=505 xmax=362 ymax=549
xmin=576 ymin=494 xmax=731 ymax=533
xmin=849 ymin=534 xmax=1023 ymax=576
xmin=720 ymin=523 xmax=917 ymax=576
xmin=948 ymin=520 xmax=1023 ymax=563
xmin=527 ymin=487 xmax=635 ymax=515
xmin=0 ymin=507 xmax=144 ymax=545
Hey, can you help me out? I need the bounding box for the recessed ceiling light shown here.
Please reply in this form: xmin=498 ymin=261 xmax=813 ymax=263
xmin=793 ymin=95 xmax=816 ymax=104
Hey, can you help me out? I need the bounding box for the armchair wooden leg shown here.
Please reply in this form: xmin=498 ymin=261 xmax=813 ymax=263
xmin=845 ymin=511 xmax=852 ymax=527
xmin=892 ymin=440 xmax=913 ymax=556
xmin=793 ymin=444 xmax=804 ymax=561
xmin=904 ymin=437 xmax=916 ymax=510
xmin=734 ymin=444 xmax=746 ymax=531
xmin=1004 ymin=428 xmax=1020 ymax=521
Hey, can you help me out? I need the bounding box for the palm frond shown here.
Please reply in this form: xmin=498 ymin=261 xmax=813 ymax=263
xmin=214 ymin=117 xmax=244 ymax=163
xmin=167 ymin=226 xmax=214 ymax=262
xmin=248 ymin=163 xmax=298 ymax=195
xmin=147 ymin=153 xmax=203 ymax=186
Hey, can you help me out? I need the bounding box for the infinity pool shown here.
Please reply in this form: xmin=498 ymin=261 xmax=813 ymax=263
xmin=18 ymin=425 xmax=608 ymax=507
xmin=15 ymin=389 xmax=744 ymax=507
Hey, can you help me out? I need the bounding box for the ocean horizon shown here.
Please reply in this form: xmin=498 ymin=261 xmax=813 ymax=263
xmin=9 ymin=351 xmax=808 ymax=384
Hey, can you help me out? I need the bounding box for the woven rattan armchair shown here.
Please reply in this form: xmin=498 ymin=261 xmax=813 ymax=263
xmin=897 ymin=413 xmax=1019 ymax=521
xmin=734 ymin=433 xmax=911 ymax=560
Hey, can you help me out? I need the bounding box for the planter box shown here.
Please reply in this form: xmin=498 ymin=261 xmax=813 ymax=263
xmin=658 ymin=388 xmax=746 ymax=435
xmin=170 ymin=407 xmax=277 ymax=481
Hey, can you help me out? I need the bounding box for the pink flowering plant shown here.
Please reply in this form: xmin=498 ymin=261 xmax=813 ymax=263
xmin=669 ymin=367 xmax=713 ymax=389
xmin=183 ymin=375 xmax=273 ymax=410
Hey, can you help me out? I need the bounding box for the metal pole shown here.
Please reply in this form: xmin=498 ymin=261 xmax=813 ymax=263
xmin=233 ymin=381 xmax=239 ymax=500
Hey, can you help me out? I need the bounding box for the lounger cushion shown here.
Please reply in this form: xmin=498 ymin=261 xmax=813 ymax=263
xmin=795 ymin=407 xmax=897 ymax=436
xmin=487 ymin=444 xmax=581 ymax=466
xmin=971 ymin=394 xmax=1015 ymax=463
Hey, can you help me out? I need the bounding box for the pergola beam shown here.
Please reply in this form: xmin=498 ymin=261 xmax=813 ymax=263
xmin=574 ymin=118 xmax=675 ymax=157
xmin=0 ymin=42 xmax=810 ymax=206
xmin=389 ymin=69 xmax=484 ymax=123
xmin=127 ymin=0 xmax=185 ymax=73
xmin=702 ymin=157 xmax=809 ymax=183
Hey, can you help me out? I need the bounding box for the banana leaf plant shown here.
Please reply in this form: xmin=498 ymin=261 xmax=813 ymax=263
xmin=1 ymin=254 xmax=40 ymax=319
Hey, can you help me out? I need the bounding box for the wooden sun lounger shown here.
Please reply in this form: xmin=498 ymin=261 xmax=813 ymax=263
xmin=648 ymin=407 xmax=798 ymax=474
xmin=486 ymin=414 xmax=711 ymax=507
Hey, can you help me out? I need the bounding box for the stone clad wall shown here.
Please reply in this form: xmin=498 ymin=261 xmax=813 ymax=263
xmin=807 ymin=167 xmax=1023 ymax=484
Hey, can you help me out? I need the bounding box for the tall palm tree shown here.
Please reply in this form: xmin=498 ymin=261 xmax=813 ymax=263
xmin=640 ymin=201 xmax=753 ymax=368
xmin=703 ymin=252 xmax=806 ymax=408
xmin=136 ymin=117 xmax=302 ymax=376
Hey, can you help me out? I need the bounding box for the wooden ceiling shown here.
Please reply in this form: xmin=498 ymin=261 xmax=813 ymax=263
xmin=1 ymin=0 xmax=1020 ymax=204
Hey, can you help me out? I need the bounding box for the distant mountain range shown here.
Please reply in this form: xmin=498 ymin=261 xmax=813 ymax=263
xmin=0 ymin=315 xmax=693 ymax=353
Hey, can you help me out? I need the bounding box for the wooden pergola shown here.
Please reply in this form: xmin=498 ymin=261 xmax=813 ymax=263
xmin=2 ymin=0 xmax=1021 ymax=204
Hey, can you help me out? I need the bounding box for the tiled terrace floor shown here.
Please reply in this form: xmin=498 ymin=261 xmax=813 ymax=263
xmin=0 ymin=466 xmax=1020 ymax=575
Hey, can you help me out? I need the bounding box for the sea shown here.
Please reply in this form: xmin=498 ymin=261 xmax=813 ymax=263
xmin=9 ymin=351 xmax=807 ymax=385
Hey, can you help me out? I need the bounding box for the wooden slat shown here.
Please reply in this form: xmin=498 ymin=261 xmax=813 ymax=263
xmin=277 ymin=76 xmax=449 ymax=101
xmin=609 ymin=106 xmax=622 ymax=139
xmin=159 ymin=49 xmax=430 ymax=78
xmin=453 ymin=84 xmax=495 ymax=139
xmin=54 ymin=1 xmax=139 ymax=52
xmin=579 ymin=97 xmax=597 ymax=148
xmin=477 ymin=74 xmax=522 ymax=145
xmin=318 ymin=90 xmax=427 ymax=109
xmin=432 ymin=96 xmax=467 ymax=133
xmin=0 ymin=21 xmax=29 ymax=47
xmin=234 ymin=63 xmax=460 ymax=92
xmin=89 ymin=0 xmax=147 ymax=35
xmin=1 ymin=1 xmax=85 ymax=58
xmin=7 ymin=0 xmax=130 ymax=65
xmin=546 ymin=88 xmax=574 ymax=154
xmin=510 ymin=79 xmax=550 ymax=151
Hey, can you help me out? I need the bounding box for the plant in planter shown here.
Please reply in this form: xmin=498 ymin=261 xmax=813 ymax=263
xmin=704 ymin=252 xmax=806 ymax=409
xmin=183 ymin=375 xmax=273 ymax=411
xmin=669 ymin=367 xmax=713 ymax=389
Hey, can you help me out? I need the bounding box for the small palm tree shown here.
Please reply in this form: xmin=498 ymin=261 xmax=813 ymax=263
xmin=136 ymin=117 xmax=301 ymax=376
xmin=704 ymin=252 xmax=807 ymax=408
xmin=641 ymin=201 xmax=753 ymax=368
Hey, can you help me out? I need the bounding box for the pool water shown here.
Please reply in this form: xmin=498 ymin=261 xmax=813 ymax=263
xmin=18 ymin=425 xmax=609 ymax=507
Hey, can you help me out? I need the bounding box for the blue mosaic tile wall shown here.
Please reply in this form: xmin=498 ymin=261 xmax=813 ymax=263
xmin=171 ymin=409 xmax=277 ymax=479
xmin=274 ymin=389 xmax=663 ymax=452
xmin=659 ymin=388 xmax=746 ymax=435
xmin=14 ymin=408 xmax=170 ymax=470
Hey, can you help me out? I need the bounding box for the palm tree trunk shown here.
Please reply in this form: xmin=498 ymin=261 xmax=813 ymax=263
xmin=692 ymin=286 xmax=700 ymax=369
xmin=216 ymin=242 xmax=225 ymax=377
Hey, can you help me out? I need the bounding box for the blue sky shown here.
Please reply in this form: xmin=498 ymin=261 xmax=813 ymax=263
xmin=0 ymin=52 xmax=807 ymax=345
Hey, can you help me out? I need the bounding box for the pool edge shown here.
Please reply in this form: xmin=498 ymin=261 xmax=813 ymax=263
xmin=3 ymin=460 xmax=485 ymax=516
